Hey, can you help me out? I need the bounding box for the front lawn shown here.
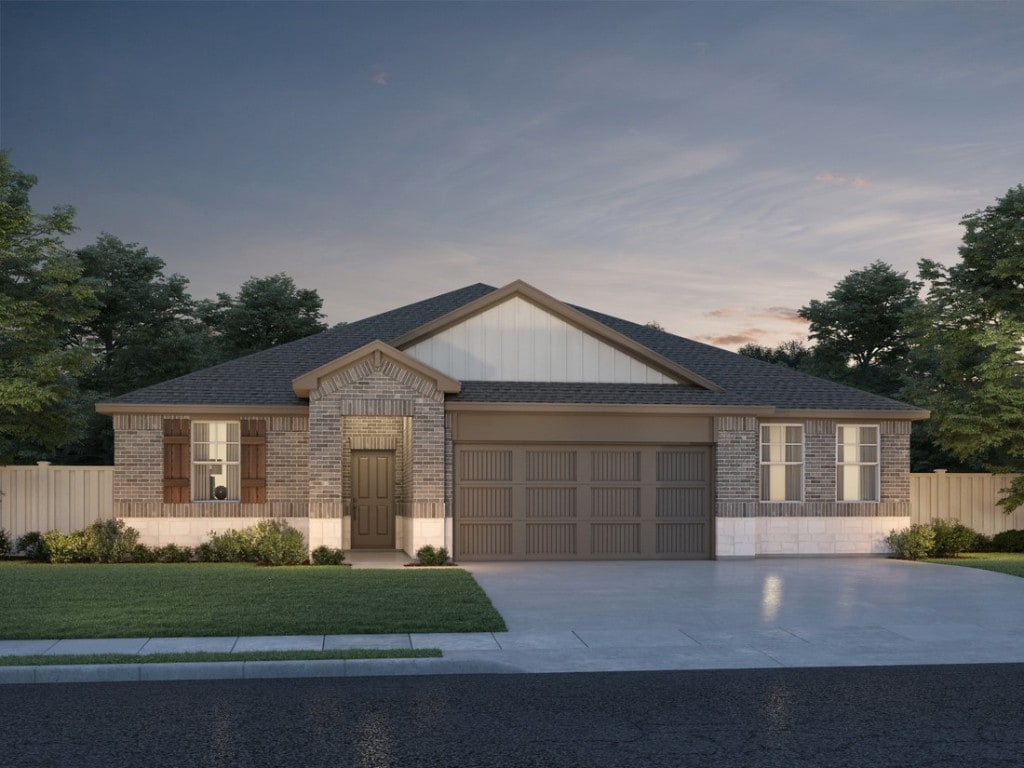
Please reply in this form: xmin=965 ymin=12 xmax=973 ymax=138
xmin=925 ymin=553 xmax=1024 ymax=579
xmin=0 ymin=562 xmax=506 ymax=640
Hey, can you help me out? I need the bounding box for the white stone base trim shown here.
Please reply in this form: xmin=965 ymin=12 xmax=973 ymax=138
xmin=716 ymin=516 xmax=909 ymax=558
xmin=120 ymin=517 xmax=311 ymax=550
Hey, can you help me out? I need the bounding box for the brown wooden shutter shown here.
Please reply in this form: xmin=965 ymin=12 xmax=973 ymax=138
xmin=163 ymin=418 xmax=191 ymax=503
xmin=240 ymin=419 xmax=267 ymax=503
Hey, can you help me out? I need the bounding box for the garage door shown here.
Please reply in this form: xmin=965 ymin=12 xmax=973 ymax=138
xmin=455 ymin=444 xmax=711 ymax=560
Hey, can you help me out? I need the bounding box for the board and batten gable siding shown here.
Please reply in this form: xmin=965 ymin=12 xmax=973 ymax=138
xmin=403 ymin=296 xmax=674 ymax=383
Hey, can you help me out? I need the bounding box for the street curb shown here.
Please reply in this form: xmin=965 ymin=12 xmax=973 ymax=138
xmin=0 ymin=657 xmax=522 ymax=685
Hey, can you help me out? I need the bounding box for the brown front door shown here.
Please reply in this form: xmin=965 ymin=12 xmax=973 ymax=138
xmin=352 ymin=451 xmax=395 ymax=549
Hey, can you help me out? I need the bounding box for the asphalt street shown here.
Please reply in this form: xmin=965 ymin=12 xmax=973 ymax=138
xmin=4 ymin=664 xmax=1024 ymax=767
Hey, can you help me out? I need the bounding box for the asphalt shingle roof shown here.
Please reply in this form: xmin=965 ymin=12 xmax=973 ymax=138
xmin=103 ymin=282 xmax=924 ymax=415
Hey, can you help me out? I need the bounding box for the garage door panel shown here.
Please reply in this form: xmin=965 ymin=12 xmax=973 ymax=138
xmin=459 ymin=486 xmax=512 ymax=518
xmin=460 ymin=450 xmax=513 ymax=481
xmin=526 ymin=450 xmax=576 ymax=481
xmin=591 ymin=451 xmax=641 ymax=481
xmin=657 ymin=449 xmax=708 ymax=482
xmin=591 ymin=487 xmax=641 ymax=517
xmin=456 ymin=443 xmax=711 ymax=560
xmin=657 ymin=523 xmax=707 ymax=555
xmin=460 ymin=523 xmax=513 ymax=557
xmin=656 ymin=487 xmax=707 ymax=518
xmin=526 ymin=487 xmax=577 ymax=517
xmin=527 ymin=523 xmax=576 ymax=556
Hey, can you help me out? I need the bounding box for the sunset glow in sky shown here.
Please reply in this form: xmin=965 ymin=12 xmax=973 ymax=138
xmin=3 ymin=1 xmax=1022 ymax=348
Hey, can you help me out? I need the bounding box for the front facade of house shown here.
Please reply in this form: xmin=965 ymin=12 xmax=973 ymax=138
xmin=97 ymin=281 xmax=928 ymax=560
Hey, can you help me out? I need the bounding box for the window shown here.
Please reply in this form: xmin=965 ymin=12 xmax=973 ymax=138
xmin=192 ymin=421 xmax=240 ymax=501
xmin=760 ymin=425 xmax=803 ymax=502
xmin=837 ymin=425 xmax=879 ymax=502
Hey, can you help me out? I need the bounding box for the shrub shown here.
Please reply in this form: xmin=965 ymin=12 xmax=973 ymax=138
xmin=885 ymin=524 xmax=936 ymax=561
xmin=198 ymin=528 xmax=256 ymax=562
xmin=249 ymin=519 xmax=306 ymax=566
xmin=83 ymin=519 xmax=140 ymax=563
xmin=155 ymin=543 xmax=194 ymax=563
xmin=131 ymin=543 xmax=158 ymax=563
xmin=992 ymin=529 xmax=1024 ymax=553
xmin=973 ymin=533 xmax=994 ymax=552
xmin=43 ymin=530 xmax=89 ymax=563
xmin=416 ymin=544 xmax=451 ymax=566
xmin=197 ymin=520 xmax=305 ymax=565
xmin=929 ymin=519 xmax=978 ymax=558
xmin=0 ymin=527 xmax=11 ymax=556
xmin=15 ymin=531 xmax=48 ymax=561
xmin=311 ymin=545 xmax=346 ymax=566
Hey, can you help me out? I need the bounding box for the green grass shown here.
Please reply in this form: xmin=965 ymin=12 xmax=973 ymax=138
xmin=0 ymin=648 xmax=442 ymax=667
xmin=925 ymin=552 xmax=1024 ymax=578
xmin=0 ymin=562 xmax=506 ymax=640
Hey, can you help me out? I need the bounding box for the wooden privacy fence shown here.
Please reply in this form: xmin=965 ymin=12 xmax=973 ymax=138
xmin=911 ymin=472 xmax=1024 ymax=536
xmin=0 ymin=463 xmax=115 ymax=544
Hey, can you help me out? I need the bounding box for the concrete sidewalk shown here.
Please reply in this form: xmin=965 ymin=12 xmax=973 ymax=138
xmin=4 ymin=558 xmax=1024 ymax=684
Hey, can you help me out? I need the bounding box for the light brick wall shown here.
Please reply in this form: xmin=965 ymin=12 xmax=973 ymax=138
xmin=714 ymin=416 xmax=759 ymax=518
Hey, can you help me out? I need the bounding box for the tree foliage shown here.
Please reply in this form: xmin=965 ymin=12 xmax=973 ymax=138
xmin=907 ymin=185 xmax=1024 ymax=512
xmin=0 ymin=152 xmax=98 ymax=462
xmin=737 ymin=339 xmax=813 ymax=370
xmin=198 ymin=273 xmax=327 ymax=359
xmin=798 ymin=261 xmax=922 ymax=398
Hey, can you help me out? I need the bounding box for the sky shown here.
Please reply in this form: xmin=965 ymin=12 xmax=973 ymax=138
xmin=2 ymin=1 xmax=1023 ymax=349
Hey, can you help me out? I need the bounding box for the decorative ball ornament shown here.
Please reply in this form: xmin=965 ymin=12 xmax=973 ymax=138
xmin=213 ymin=485 xmax=228 ymax=500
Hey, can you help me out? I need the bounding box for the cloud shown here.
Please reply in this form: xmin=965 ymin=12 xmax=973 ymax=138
xmin=815 ymin=172 xmax=871 ymax=189
xmin=763 ymin=306 xmax=804 ymax=323
xmin=370 ymin=69 xmax=390 ymax=86
xmin=699 ymin=331 xmax=764 ymax=347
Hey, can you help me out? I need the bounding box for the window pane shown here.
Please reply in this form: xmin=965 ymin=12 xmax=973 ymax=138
xmin=785 ymin=444 xmax=802 ymax=462
xmin=859 ymin=445 xmax=878 ymax=463
xmin=860 ymin=468 xmax=878 ymax=501
xmin=785 ymin=465 xmax=801 ymax=500
xmin=785 ymin=426 xmax=802 ymax=444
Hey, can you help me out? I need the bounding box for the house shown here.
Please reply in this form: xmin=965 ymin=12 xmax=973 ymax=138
xmin=96 ymin=280 xmax=928 ymax=560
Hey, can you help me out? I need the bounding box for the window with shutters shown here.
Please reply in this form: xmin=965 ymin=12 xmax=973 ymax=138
xmin=192 ymin=421 xmax=240 ymax=502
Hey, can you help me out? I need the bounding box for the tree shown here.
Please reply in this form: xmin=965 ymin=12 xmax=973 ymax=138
xmin=198 ymin=273 xmax=327 ymax=359
xmin=907 ymin=186 xmax=1024 ymax=512
xmin=799 ymin=261 xmax=922 ymax=398
xmin=0 ymin=152 xmax=98 ymax=462
xmin=54 ymin=235 xmax=212 ymax=463
xmin=737 ymin=339 xmax=813 ymax=370
xmin=70 ymin=234 xmax=210 ymax=394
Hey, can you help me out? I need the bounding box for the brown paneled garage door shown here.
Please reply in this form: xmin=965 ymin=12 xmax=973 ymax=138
xmin=455 ymin=444 xmax=711 ymax=560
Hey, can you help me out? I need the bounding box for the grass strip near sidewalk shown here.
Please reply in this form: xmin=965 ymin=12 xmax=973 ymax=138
xmin=0 ymin=562 xmax=506 ymax=640
xmin=0 ymin=648 xmax=442 ymax=667
xmin=925 ymin=552 xmax=1024 ymax=578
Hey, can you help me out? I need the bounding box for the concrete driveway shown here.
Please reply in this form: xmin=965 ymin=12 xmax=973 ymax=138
xmin=459 ymin=558 xmax=1024 ymax=671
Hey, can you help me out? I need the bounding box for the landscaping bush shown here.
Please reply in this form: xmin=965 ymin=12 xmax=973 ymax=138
xmin=197 ymin=528 xmax=256 ymax=562
xmin=311 ymin=545 xmax=346 ymax=566
xmin=197 ymin=520 xmax=304 ymax=565
xmin=416 ymin=544 xmax=451 ymax=566
xmin=249 ymin=519 xmax=306 ymax=565
xmin=130 ymin=543 xmax=158 ymax=563
xmin=0 ymin=527 xmax=11 ymax=556
xmin=15 ymin=531 xmax=48 ymax=561
xmin=929 ymin=519 xmax=978 ymax=558
xmin=155 ymin=543 xmax=194 ymax=563
xmin=885 ymin=524 xmax=936 ymax=561
xmin=992 ymin=529 xmax=1024 ymax=553
xmin=83 ymin=519 xmax=140 ymax=563
xmin=43 ymin=530 xmax=89 ymax=563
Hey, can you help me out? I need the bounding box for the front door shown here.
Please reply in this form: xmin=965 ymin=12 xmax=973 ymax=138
xmin=351 ymin=451 xmax=395 ymax=548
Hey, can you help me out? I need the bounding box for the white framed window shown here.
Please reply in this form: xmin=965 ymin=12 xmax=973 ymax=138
xmin=760 ymin=424 xmax=803 ymax=502
xmin=837 ymin=425 xmax=879 ymax=502
xmin=192 ymin=421 xmax=240 ymax=502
